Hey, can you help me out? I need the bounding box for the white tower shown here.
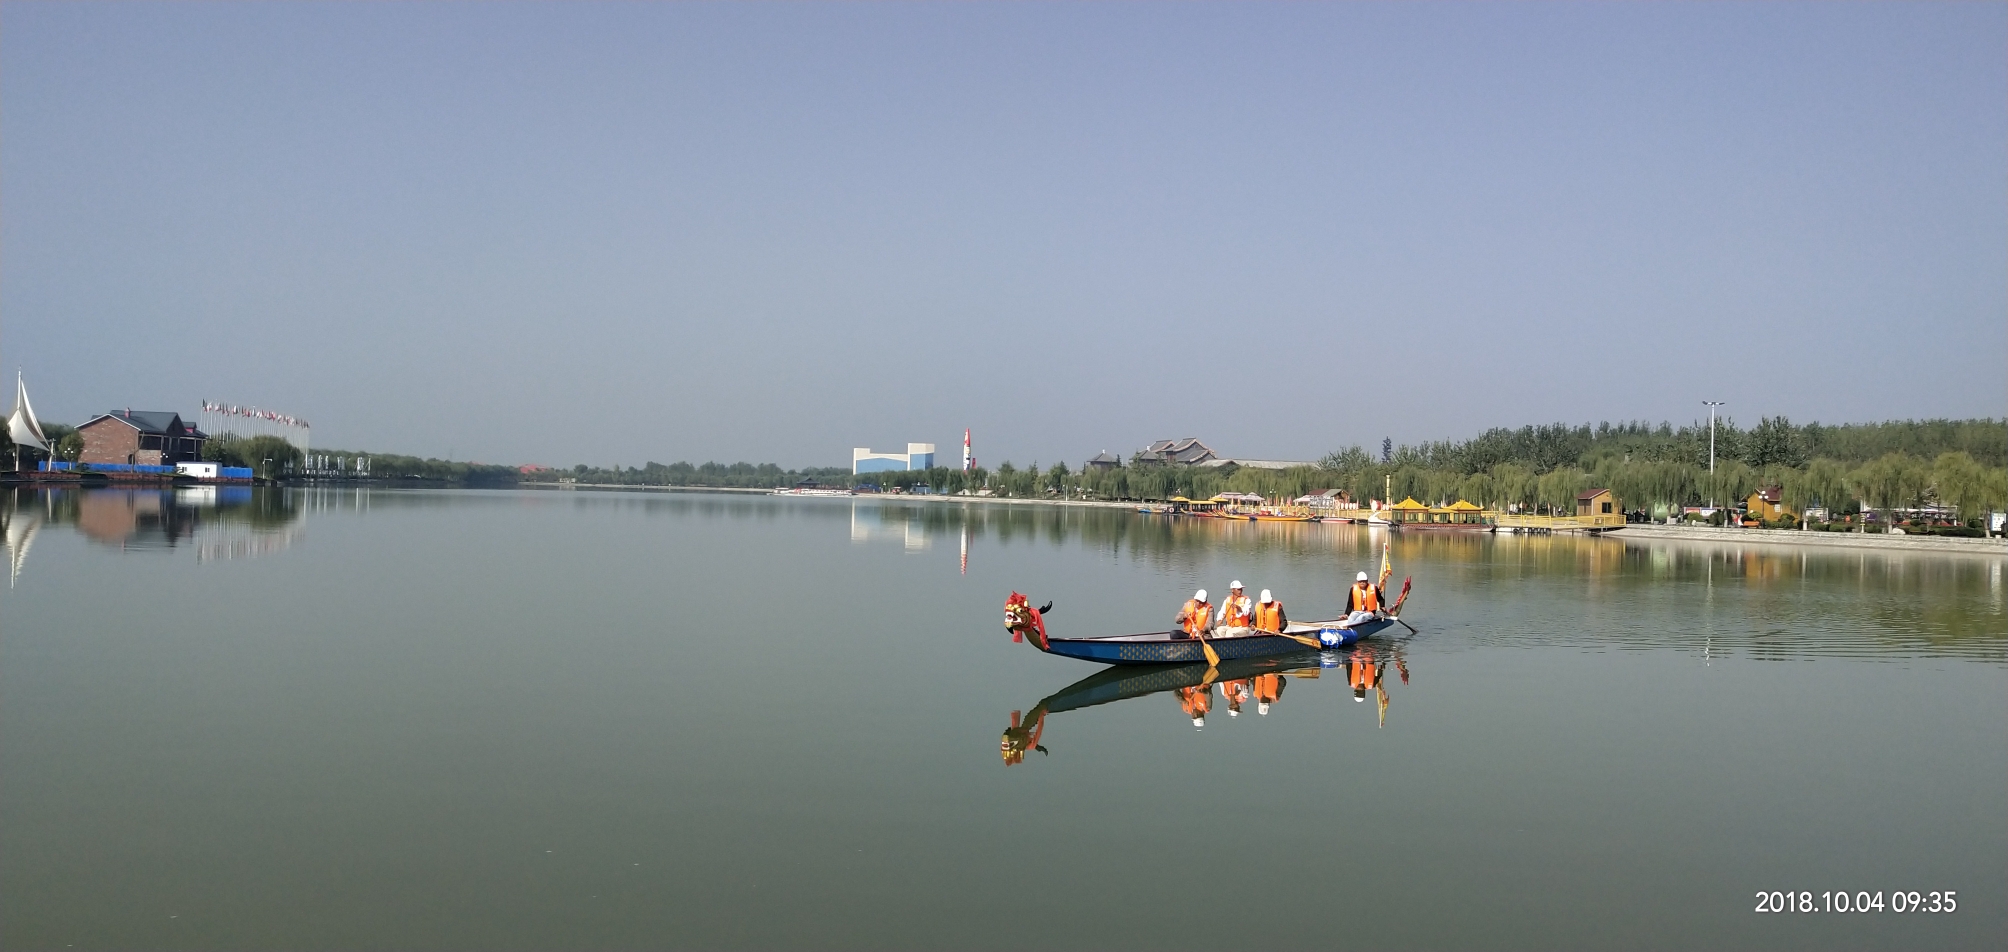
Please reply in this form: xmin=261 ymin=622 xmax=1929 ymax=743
xmin=962 ymin=429 xmax=972 ymax=471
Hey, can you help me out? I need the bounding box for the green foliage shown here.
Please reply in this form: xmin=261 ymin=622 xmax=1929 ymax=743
xmin=520 ymin=459 xmax=847 ymax=490
xmin=205 ymin=434 xmax=304 ymax=473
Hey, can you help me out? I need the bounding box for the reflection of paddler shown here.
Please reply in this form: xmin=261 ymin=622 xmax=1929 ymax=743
xmin=1001 ymin=707 xmax=1049 ymax=765
xmin=1253 ymin=589 xmax=1287 ymax=632
xmin=1219 ymin=678 xmax=1251 ymax=717
xmin=1252 ymin=672 xmax=1286 ymax=715
xmin=1176 ymin=684 xmax=1213 ymax=729
xmin=1348 ymin=648 xmax=1383 ymax=701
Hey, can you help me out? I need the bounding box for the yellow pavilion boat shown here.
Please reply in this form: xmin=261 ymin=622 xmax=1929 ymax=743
xmin=1387 ymin=497 xmax=1495 ymax=532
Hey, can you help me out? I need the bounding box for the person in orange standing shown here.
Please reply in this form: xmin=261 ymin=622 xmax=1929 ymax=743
xmin=1176 ymin=683 xmax=1213 ymax=729
xmin=1216 ymin=581 xmax=1254 ymax=630
xmin=1252 ymin=589 xmax=1288 ymax=632
xmin=1251 ymin=671 xmax=1286 ymax=715
xmin=1174 ymin=589 xmax=1213 ymax=639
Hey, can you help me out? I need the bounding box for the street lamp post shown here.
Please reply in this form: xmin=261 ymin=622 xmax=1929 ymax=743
xmin=1702 ymin=401 xmax=1725 ymax=508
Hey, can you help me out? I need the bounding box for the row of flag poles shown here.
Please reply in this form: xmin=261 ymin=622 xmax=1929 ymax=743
xmin=201 ymin=401 xmax=310 ymax=457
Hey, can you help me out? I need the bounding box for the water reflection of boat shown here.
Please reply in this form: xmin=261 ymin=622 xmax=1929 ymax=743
xmin=1002 ymin=644 xmax=1412 ymax=763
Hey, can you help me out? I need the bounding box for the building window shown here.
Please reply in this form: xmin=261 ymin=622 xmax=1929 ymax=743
xmin=1602 ymin=502 xmax=1612 ymax=514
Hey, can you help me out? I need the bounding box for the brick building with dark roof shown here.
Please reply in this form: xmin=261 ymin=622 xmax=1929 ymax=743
xmin=77 ymin=410 xmax=207 ymax=466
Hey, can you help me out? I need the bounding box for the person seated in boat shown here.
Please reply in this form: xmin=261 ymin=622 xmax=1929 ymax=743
xmin=1253 ymin=589 xmax=1288 ymax=632
xmin=1252 ymin=672 xmax=1286 ymax=715
xmin=1215 ymin=581 xmax=1253 ymax=630
xmin=1344 ymin=571 xmax=1382 ymax=625
xmin=1174 ymin=589 xmax=1213 ymax=639
xmin=1176 ymin=683 xmax=1212 ymax=729
xmin=1220 ymin=678 xmax=1251 ymax=717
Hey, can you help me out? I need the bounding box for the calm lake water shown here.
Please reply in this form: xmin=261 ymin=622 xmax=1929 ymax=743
xmin=3 ymin=487 xmax=2003 ymax=950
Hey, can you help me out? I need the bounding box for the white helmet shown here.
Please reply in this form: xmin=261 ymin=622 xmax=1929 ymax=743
xmin=1259 ymin=589 xmax=1273 ymax=603
xmin=1356 ymin=571 xmax=1370 ymax=582
xmin=1230 ymin=580 xmax=1244 ymax=589
xmin=1258 ymin=702 xmax=1270 ymax=715
xmin=1192 ymin=717 xmax=1204 ymax=729
xmin=1355 ymin=695 xmax=1365 ymax=702
xmin=1228 ymin=709 xmax=1239 ymax=717
xmin=1194 ymin=589 xmax=1208 ymax=601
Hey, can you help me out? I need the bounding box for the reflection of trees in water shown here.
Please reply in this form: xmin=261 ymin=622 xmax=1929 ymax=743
xmin=4 ymin=486 xmax=303 ymax=551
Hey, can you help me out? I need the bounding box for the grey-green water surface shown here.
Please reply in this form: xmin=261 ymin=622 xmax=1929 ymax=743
xmin=3 ymin=487 xmax=2003 ymax=950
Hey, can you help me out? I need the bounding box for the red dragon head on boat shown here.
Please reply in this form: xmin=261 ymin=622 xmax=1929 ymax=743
xmin=1003 ymin=592 xmax=1049 ymax=650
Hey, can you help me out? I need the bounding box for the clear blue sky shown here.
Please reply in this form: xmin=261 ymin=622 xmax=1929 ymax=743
xmin=4 ymin=2 xmax=2002 ymax=468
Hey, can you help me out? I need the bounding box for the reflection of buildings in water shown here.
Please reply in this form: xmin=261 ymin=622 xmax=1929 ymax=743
xmin=77 ymin=489 xmax=197 ymax=549
xmin=1 ymin=487 xmax=304 ymax=573
xmin=1002 ymin=641 xmax=1414 ymax=764
xmin=849 ymin=503 xmax=931 ymax=551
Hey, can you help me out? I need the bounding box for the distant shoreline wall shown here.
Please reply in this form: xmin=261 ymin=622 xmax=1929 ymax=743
xmin=1612 ymin=522 xmax=2004 ymax=555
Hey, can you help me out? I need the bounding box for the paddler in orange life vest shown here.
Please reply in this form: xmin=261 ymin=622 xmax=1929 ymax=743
xmin=1216 ymin=581 xmax=1253 ymax=629
xmin=1345 ymin=571 xmax=1382 ymax=623
xmin=1253 ymin=589 xmax=1288 ymax=633
xmin=1174 ymin=589 xmax=1213 ymax=639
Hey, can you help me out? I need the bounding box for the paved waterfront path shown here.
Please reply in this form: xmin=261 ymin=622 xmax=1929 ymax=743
xmin=1612 ymin=522 xmax=2006 ymax=555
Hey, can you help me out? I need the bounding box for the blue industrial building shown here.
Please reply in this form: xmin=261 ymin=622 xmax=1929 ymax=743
xmin=853 ymin=443 xmax=936 ymax=474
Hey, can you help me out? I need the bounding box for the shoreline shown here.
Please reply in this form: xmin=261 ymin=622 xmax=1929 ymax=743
xmin=490 ymin=483 xmax=2008 ymax=555
xmin=1609 ymin=522 xmax=2004 ymax=555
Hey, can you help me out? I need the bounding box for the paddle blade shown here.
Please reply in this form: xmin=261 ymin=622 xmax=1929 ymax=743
xmin=1199 ymin=635 xmax=1221 ymax=668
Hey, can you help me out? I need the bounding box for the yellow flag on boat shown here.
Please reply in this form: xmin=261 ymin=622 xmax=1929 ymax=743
xmin=1379 ymin=542 xmax=1392 ymax=590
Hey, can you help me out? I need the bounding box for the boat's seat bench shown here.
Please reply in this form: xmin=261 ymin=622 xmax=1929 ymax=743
xmin=1076 ymin=621 xmax=1343 ymax=643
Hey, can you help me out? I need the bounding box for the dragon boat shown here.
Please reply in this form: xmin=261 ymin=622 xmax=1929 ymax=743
xmin=1003 ymin=592 xmax=1401 ymax=666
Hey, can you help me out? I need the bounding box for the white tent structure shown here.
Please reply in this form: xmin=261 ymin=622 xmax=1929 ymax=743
xmin=7 ymin=372 xmax=49 ymax=468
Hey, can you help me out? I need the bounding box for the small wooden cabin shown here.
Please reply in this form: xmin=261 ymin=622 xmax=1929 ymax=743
xmin=1746 ymin=486 xmax=1795 ymax=522
xmin=1575 ymin=488 xmax=1617 ymax=517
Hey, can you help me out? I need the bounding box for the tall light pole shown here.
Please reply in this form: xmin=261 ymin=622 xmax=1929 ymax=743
xmin=1703 ymin=401 xmax=1725 ymax=508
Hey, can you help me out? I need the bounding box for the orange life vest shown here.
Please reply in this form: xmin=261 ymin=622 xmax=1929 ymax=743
xmin=1220 ymin=595 xmax=1252 ymax=628
xmin=1253 ymin=673 xmax=1284 ymax=703
xmin=1177 ymin=685 xmax=1212 ymax=718
xmin=1349 ymin=584 xmax=1380 ymax=613
xmin=1179 ymin=599 xmax=1211 ymax=635
xmin=1253 ymin=601 xmax=1284 ymax=632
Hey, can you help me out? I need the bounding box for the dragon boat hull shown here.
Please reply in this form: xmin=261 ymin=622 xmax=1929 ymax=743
xmin=1039 ymin=619 xmax=1393 ymax=666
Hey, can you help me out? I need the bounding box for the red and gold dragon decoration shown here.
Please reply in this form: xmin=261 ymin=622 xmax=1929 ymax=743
xmin=1003 ymin=592 xmax=1050 ymax=650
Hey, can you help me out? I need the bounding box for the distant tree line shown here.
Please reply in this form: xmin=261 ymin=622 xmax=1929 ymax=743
xmin=934 ymin=418 xmax=2006 ymax=530
xmin=518 ymin=460 xmax=853 ymax=489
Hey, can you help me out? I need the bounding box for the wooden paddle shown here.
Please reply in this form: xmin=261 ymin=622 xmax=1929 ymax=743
xmin=1263 ymin=627 xmax=1324 ymax=649
xmin=1191 ymin=626 xmax=1222 ymax=667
